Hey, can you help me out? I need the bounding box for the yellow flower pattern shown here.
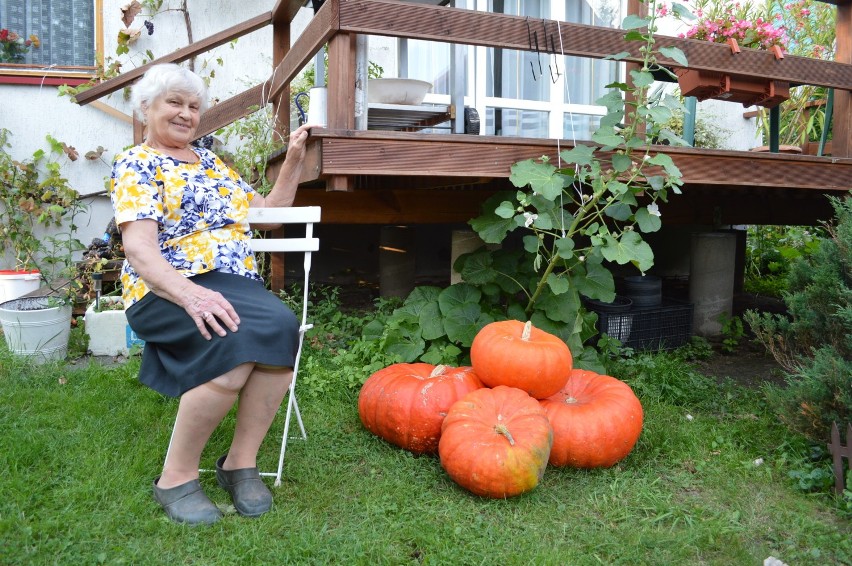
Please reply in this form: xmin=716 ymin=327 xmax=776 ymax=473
xmin=110 ymin=144 xmax=261 ymax=308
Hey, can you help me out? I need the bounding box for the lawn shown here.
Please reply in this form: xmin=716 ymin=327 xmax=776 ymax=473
xmin=1 ymin=335 xmax=850 ymax=565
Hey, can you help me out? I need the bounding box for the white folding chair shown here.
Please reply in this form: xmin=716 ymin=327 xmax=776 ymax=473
xmin=248 ymin=206 xmax=320 ymax=486
xmin=164 ymin=206 xmax=321 ymax=487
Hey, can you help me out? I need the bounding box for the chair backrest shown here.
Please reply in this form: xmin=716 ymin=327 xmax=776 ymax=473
xmin=247 ymin=206 xmax=321 ymax=326
xmin=247 ymin=206 xmax=321 ymax=253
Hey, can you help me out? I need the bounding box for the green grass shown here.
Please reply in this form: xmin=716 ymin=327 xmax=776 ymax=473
xmin=1 ymin=346 xmax=850 ymax=565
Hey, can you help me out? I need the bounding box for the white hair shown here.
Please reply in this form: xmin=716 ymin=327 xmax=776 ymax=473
xmin=130 ymin=63 xmax=209 ymax=122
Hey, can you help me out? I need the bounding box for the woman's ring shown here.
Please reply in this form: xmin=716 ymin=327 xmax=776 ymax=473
xmin=202 ymin=311 xmax=211 ymax=320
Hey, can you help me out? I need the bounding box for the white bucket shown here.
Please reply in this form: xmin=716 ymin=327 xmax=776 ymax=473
xmin=0 ymin=270 xmax=41 ymax=303
xmin=0 ymin=296 xmax=72 ymax=363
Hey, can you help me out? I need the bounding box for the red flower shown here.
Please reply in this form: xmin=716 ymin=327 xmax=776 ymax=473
xmin=0 ymin=29 xmax=9 ymax=41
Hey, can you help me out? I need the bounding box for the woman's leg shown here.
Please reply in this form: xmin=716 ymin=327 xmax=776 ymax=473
xmin=221 ymin=366 xmax=294 ymax=470
xmin=158 ymin=362 xmax=256 ymax=488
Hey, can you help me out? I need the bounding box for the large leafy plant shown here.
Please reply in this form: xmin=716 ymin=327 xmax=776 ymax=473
xmin=366 ymin=0 xmax=686 ymax=369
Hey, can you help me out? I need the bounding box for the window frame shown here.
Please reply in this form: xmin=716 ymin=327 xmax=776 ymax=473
xmin=0 ymin=0 xmax=103 ymax=85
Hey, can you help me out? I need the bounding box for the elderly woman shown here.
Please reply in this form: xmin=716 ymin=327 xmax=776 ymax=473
xmin=110 ymin=63 xmax=314 ymax=525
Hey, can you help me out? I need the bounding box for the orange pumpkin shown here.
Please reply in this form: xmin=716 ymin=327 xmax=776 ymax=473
xmin=439 ymin=385 xmax=553 ymax=498
xmin=470 ymin=320 xmax=573 ymax=399
xmin=358 ymin=363 xmax=484 ymax=454
xmin=540 ymin=369 xmax=643 ymax=468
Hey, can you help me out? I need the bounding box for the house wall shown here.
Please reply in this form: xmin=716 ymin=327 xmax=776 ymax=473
xmin=0 ymin=0 xmax=314 ymax=266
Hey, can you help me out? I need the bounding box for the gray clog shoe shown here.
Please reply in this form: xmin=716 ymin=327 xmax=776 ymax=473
xmin=215 ymin=455 xmax=272 ymax=518
xmin=152 ymin=476 xmax=222 ymax=525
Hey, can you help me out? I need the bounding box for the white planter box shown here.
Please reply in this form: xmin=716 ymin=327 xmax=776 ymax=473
xmin=84 ymin=297 xmax=144 ymax=356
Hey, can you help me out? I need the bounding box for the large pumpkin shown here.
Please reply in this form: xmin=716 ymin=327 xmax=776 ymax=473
xmin=358 ymin=363 xmax=484 ymax=454
xmin=470 ymin=320 xmax=573 ymax=399
xmin=540 ymin=369 xmax=643 ymax=468
xmin=439 ymin=385 xmax=553 ymax=498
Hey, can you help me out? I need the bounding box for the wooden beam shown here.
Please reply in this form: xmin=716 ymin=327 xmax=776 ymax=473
xmin=289 ymin=183 xmax=839 ymax=226
xmin=833 ymin=2 xmax=852 ymax=156
xmin=266 ymin=0 xmax=338 ymax=103
xmin=337 ymin=0 xmax=852 ymax=91
xmin=301 ymin=130 xmax=852 ymax=192
xmin=272 ymin=0 xmax=308 ymax=25
xmin=194 ymin=84 xmax=266 ymax=139
xmin=327 ymin=32 xmax=356 ymax=130
xmin=75 ymin=12 xmax=272 ymax=106
xmin=90 ymin=100 xmax=133 ymax=124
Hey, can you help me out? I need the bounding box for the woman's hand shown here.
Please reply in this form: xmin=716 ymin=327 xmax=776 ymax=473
xmin=184 ymin=285 xmax=241 ymax=340
xmin=255 ymin=123 xmax=313 ymax=209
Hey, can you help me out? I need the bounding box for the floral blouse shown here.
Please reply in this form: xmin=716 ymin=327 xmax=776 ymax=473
xmin=110 ymin=144 xmax=262 ymax=308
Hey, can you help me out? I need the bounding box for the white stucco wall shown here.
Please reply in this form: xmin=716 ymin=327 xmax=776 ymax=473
xmin=1 ymin=0 xmax=315 ymax=265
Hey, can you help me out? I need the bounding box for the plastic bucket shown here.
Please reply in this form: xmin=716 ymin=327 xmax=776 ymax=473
xmin=622 ymin=275 xmax=662 ymax=307
xmin=0 ymin=270 xmax=41 ymax=303
xmin=0 ymin=296 xmax=71 ymax=363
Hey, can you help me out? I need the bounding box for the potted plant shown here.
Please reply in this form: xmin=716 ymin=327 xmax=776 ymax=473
xmin=667 ymin=0 xmax=791 ymax=108
xmin=0 ymin=128 xmax=88 ymax=363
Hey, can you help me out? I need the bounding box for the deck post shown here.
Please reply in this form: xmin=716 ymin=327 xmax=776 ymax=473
xmin=379 ymin=226 xmax=416 ymax=298
xmin=833 ymin=1 xmax=852 ymax=157
xmin=689 ymin=232 xmax=737 ymax=337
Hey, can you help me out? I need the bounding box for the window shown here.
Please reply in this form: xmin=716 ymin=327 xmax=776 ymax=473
xmin=0 ymin=0 xmax=99 ymax=73
xmin=401 ymin=0 xmax=622 ymax=139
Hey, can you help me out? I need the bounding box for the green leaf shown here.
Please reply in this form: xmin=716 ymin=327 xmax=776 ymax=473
xmin=606 ymin=179 xmax=630 ymax=196
xmin=437 ymin=283 xmax=481 ymax=316
xmin=621 ymin=14 xmax=649 ymax=30
xmin=635 ymin=206 xmax=663 ymax=233
xmin=523 ymin=234 xmax=540 ymax=254
xmin=671 ymin=2 xmax=696 ymax=21
xmin=511 ymin=159 xmax=565 ymax=200
xmin=384 ymin=326 xmax=425 ymax=362
xmin=645 ymin=175 xmax=665 ymax=191
xmin=444 ymin=303 xmax=491 ymax=347
xmin=559 ymin=144 xmax=596 ymax=167
xmin=630 ymin=70 xmax=655 ymax=88
xmin=547 ymin=272 xmax=571 ymax=295
xmin=457 ymin=248 xmax=496 ymax=285
xmin=604 ymin=51 xmax=631 ymax=61
xmin=362 ymin=319 xmax=386 ymax=341
xmin=573 ymin=346 xmax=607 ymax=372
xmin=659 ymin=45 xmax=689 ymax=67
xmin=418 ymin=300 xmax=445 ymax=340
xmin=573 ymin=256 xmax=615 ymax=302
xmin=536 ymin=288 xmax=580 ymax=324
xmin=592 ymin=132 xmax=624 ymax=149
xmin=495 ymin=201 xmax=516 ymax=218
xmin=601 ymin=230 xmax=654 ymax=271
xmin=470 ymin=192 xmax=517 ymax=244
xmin=555 ymin=236 xmax=575 ymax=258
xmin=604 ymin=202 xmax=632 ymax=221
xmin=645 ymin=105 xmax=673 ymax=124
xmin=647 ymin=153 xmax=683 ymax=177
xmin=611 ymin=153 xmax=632 ymax=173
xmin=624 ymin=30 xmax=646 ymax=42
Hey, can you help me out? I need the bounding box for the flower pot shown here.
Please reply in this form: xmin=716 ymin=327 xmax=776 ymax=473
xmin=676 ymin=68 xmax=790 ymax=108
xmin=0 ymin=270 xmax=41 ymax=303
xmin=0 ymin=296 xmax=72 ymax=363
xmin=84 ymin=297 xmax=144 ymax=356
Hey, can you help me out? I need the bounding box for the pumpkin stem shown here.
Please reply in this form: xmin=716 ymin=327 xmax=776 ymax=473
xmin=494 ymin=424 xmax=516 ymax=446
xmin=430 ymin=365 xmax=447 ymax=377
xmin=521 ymin=320 xmax=532 ymax=341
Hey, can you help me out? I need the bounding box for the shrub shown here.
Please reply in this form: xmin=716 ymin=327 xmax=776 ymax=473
xmin=745 ymin=193 xmax=852 ymax=441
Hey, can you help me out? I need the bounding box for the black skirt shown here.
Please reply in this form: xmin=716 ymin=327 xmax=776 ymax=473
xmin=125 ymin=271 xmax=299 ymax=397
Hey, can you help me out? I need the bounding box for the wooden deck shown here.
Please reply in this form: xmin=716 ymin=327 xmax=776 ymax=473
xmin=279 ymin=129 xmax=852 ymax=226
xmin=73 ymin=0 xmax=852 ymax=227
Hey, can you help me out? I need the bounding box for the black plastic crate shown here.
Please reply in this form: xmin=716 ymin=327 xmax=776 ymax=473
xmin=588 ymin=297 xmax=694 ymax=351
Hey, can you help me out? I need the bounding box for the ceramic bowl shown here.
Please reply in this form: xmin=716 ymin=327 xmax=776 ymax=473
xmin=367 ymin=78 xmax=433 ymax=105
